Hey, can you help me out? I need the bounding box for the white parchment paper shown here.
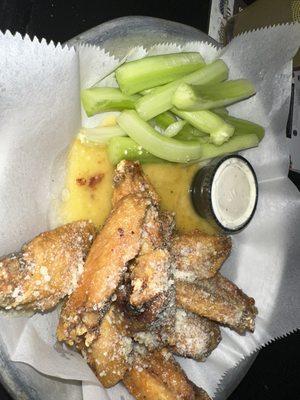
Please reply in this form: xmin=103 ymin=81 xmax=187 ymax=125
xmin=0 ymin=24 xmax=299 ymax=400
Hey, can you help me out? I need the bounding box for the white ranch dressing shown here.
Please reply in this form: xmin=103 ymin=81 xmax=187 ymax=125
xmin=211 ymin=158 xmax=257 ymax=230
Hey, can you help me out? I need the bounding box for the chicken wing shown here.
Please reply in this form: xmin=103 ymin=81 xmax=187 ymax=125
xmin=168 ymin=309 xmax=221 ymax=361
xmin=113 ymin=160 xmax=175 ymax=342
xmin=123 ymin=348 xmax=211 ymax=400
xmin=57 ymin=194 xmax=150 ymax=346
xmin=0 ymin=221 xmax=96 ymax=312
xmin=112 ymin=160 xmax=159 ymax=207
xmin=81 ymin=304 xmax=133 ymax=388
xmin=172 ymin=231 xmax=231 ymax=281
xmin=176 ymin=273 xmax=257 ymax=333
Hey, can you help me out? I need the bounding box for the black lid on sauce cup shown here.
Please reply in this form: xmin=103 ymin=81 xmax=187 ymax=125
xmin=191 ymin=155 xmax=258 ymax=234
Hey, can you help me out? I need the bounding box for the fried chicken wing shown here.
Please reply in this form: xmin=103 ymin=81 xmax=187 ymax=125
xmin=172 ymin=231 xmax=231 ymax=281
xmin=82 ymin=304 xmax=133 ymax=388
xmin=123 ymin=349 xmax=211 ymax=400
xmin=0 ymin=221 xmax=96 ymax=312
xmin=176 ymin=273 xmax=257 ymax=333
xmin=57 ymin=194 xmax=149 ymax=346
xmin=113 ymin=160 xmax=175 ymax=343
xmin=130 ymin=249 xmax=171 ymax=308
xmin=112 ymin=160 xmax=159 ymax=207
xmin=168 ymin=309 xmax=221 ymax=361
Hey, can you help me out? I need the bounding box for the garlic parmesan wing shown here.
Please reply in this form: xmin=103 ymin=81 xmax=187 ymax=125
xmin=82 ymin=304 xmax=133 ymax=388
xmin=176 ymin=273 xmax=257 ymax=334
xmin=172 ymin=231 xmax=231 ymax=281
xmin=0 ymin=221 xmax=96 ymax=312
xmin=123 ymin=349 xmax=211 ymax=400
xmin=168 ymin=309 xmax=221 ymax=361
xmin=57 ymin=194 xmax=149 ymax=346
xmin=112 ymin=160 xmax=159 ymax=207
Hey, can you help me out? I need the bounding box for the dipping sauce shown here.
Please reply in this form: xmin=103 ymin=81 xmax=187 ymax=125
xmin=59 ymin=139 xmax=214 ymax=234
xmin=191 ymin=155 xmax=258 ymax=233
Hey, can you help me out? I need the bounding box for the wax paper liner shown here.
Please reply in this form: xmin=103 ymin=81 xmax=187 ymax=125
xmin=0 ymin=23 xmax=299 ymax=400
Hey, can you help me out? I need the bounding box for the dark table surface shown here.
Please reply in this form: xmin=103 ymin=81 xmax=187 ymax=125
xmin=0 ymin=1 xmax=299 ymax=399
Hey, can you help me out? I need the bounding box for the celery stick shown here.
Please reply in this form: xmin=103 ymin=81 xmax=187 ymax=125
xmin=224 ymin=115 xmax=265 ymax=141
xmin=172 ymin=80 xmax=256 ymax=111
xmin=173 ymin=108 xmax=234 ymax=146
xmin=200 ymin=134 xmax=259 ymax=161
xmin=153 ymin=111 xmax=177 ymax=129
xmin=117 ymin=110 xmax=202 ymax=163
xmin=140 ymin=88 xmax=157 ymax=95
xmin=81 ymin=87 xmax=137 ymax=117
xmin=164 ymin=120 xmax=187 ymax=137
xmin=153 ymin=112 xmax=205 ymax=137
xmin=212 ymin=107 xmax=229 ymax=117
xmin=108 ymin=137 xmax=163 ymax=165
xmin=175 ymin=128 xmax=209 ymax=143
xmin=136 ymin=60 xmax=229 ymax=121
xmin=78 ymin=126 xmax=127 ymax=145
xmin=115 ymin=52 xmax=205 ymax=95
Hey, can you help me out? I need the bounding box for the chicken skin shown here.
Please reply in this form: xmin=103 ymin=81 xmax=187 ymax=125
xmin=123 ymin=348 xmax=211 ymax=400
xmin=57 ymin=194 xmax=150 ymax=346
xmin=0 ymin=221 xmax=96 ymax=312
xmin=176 ymin=274 xmax=257 ymax=334
xmin=172 ymin=231 xmax=231 ymax=281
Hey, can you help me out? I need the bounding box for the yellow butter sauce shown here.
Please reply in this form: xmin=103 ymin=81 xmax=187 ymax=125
xmin=60 ymin=139 xmax=214 ymax=234
xmin=59 ymin=139 xmax=113 ymax=227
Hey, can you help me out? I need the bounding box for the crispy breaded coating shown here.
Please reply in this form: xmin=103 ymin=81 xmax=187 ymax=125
xmin=128 ymin=203 xmax=173 ymax=315
xmin=82 ymin=304 xmax=133 ymax=388
xmin=172 ymin=231 xmax=231 ymax=281
xmin=57 ymin=194 xmax=149 ymax=346
xmin=112 ymin=160 xmax=175 ymax=345
xmin=123 ymin=349 xmax=211 ymax=400
xmin=130 ymin=249 xmax=171 ymax=308
xmin=168 ymin=309 xmax=221 ymax=361
xmin=176 ymin=273 xmax=257 ymax=334
xmin=112 ymin=160 xmax=159 ymax=207
xmin=0 ymin=221 xmax=96 ymax=312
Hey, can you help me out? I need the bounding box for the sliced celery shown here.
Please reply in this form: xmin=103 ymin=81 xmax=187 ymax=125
xmin=225 ymin=115 xmax=265 ymax=141
xmin=81 ymin=87 xmax=137 ymax=117
xmin=140 ymin=88 xmax=156 ymax=95
xmin=108 ymin=137 xmax=163 ymax=165
xmin=172 ymin=108 xmax=234 ymax=146
xmin=200 ymin=134 xmax=259 ymax=161
xmin=135 ymin=60 xmax=229 ymax=121
xmin=153 ymin=111 xmax=177 ymax=129
xmin=115 ymin=52 xmax=205 ymax=95
xmin=117 ymin=110 xmax=202 ymax=163
xmin=153 ymin=112 xmax=205 ymax=138
xmin=172 ymin=79 xmax=256 ymax=111
xmin=213 ymin=107 xmax=229 ymax=117
xmin=164 ymin=120 xmax=187 ymax=137
xmin=175 ymin=128 xmax=209 ymax=143
xmin=78 ymin=126 xmax=127 ymax=145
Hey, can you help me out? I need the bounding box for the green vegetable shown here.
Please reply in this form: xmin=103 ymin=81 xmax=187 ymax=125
xmin=153 ymin=111 xmax=177 ymax=129
xmin=117 ymin=110 xmax=202 ymax=163
xmin=224 ymin=115 xmax=265 ymax=141
xmin=164 ymin=120 xmax=187 ymax=137
xmin=153 ymin=111 xmax=205 ymax=138
xmin=78 ymin=126 xmax=127 ymax=144
xmin=200 ymin=134 xmax=259 ymax=161
xmin=173 ymin=108 xmax=234 ymax=146
xmin=135 ymin=60 xmax=229 ymax=121
xmin=213 ymin=107 xmax=229 ymax=117
xmin=175 ymin=128 xmax=209 ymax=143
xmin=115 ymin=52 xmax=205 ymax=95
xmin=172 ymin=79 xmax=256 ymax=111
xmin=108 ymin=137 xmax=162 ymax=165
xmin=140 ymin=88 xmax=156 ymax=95
xmin=81 ymin=87 xmax=137 ymax=117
